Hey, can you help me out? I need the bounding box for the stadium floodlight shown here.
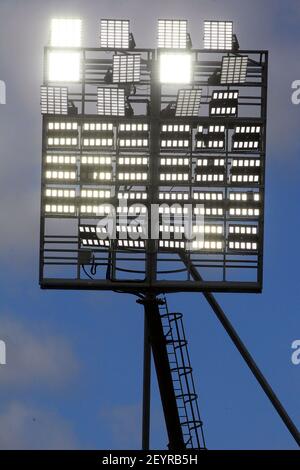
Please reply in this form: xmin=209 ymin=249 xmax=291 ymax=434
xmin=159 ymin=53 xmax=192 ymax=84
xmin=40 ymin=86 xmax=68 ymax=114
xmin=97 ymin=87 xmax=125 ymax=116
xmin=48 ymin=50 xmax=81 ymax=82
xmin=232 ymin=125 xmax=261 ymax=150
xmin=228 ymin=224 xmax=258 ymax=251
xmin=204 ymin=21 xmax=233 ymax=50
xmin=228 ymin=192 xmax=260 ymax=216
xmin=113 ymin=54 xmax=141 ymax=83
xmin=221 ymin=55 xmax=248 ymax=84
xmin=50 ymin=19 xmax=82 ymax=47
xmin=209 ymin=90 xmax=238 ymax=117
xmin=175 ymin=89 xmax=202 ymax=117
xmin=100 ymin=19 xmax=130 ymax=49
xmin=158 ymin=19 xmax=187 ymax=49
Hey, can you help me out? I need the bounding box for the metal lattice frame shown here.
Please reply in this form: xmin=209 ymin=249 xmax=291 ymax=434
xmin=40 ymin=46 xmax=268 ymax=294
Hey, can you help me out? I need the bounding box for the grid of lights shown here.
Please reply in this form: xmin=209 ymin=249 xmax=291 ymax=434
xmin=161 ymin=139 xmax=189 ymax=148
xmin=229 ymin=192 xmax=260 ymax=216
xmin=41 ymin=17 xmax=267 ymax=287
xmin=117 ymin=192 xmax=148 ymax=201
xmin=232 ymin=125 xmax=261 ymax=150
xmin=118 ymin=240 xmax=145 ymax=249
xmin=210 ymin=90 xmax=238 ymax=117
xmin=118 ymin=172 xmax=148 ymax=181
xmin=81 ymin=156 xmax=112 ymax=165
xmin=221 ymin=56 xmax=248 ymax=84
xmin=83 ymin=122 xmax=113 ymax=131
xmin=45 ymin=188 xmax=76 ymax=198
xmin=159 ymin=192 xmax=189 ymax=201
xmin=82 ymin=137 xmax=113 ymax=147
xmin=228 ymin=224 xmax=258 ymax=251
xmin=97 ymin=87 xmax=125 ymax=116
xmin=158 ymin=19 xmax=187 ymax=49
xmin=160 ymin=157 xmax=189 ymax=166
xmin=41 ymin=86 xmax=68 ymax=115
xmin=113 ymin=54 xmax=141 ymax=83
xmin=119 ymin=138 xmax=148 ymax=148
xmin=160 ymin=173 xmax=189 ymax=182
xmin=190 ymin=240 xmax=223 ymax=251
xmin=81 ymin=189 xmax=111 ymax=199
xmin=80 ymin=205 xmax=112 ymax=215
xmin=204 ymin=20 xmax=233 ymax=50
xmin=48 ymin=122 xmax=78 ymax=131
xmin=45 ymin=170 xmax=76 ymax=180
xmin=175 ymin=89 xmax=202 ymax=117
xmin=45 ymin=155 xmax=76 ymax=165
xmin=45 ymin=204 xmax=76 ymax=214
xmin=118 ymin=157 xmax=148 ymax=165
xmin=48 ymin=137 xmax=78 ymax=146
xmin=100 ymin=19 xmax=130 ymax=49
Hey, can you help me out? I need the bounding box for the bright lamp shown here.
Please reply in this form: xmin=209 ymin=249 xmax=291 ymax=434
xmin=159 ymin=53 xmax=192 ymax=84
xmin=48 ymin=51 xmax=81 ymax=82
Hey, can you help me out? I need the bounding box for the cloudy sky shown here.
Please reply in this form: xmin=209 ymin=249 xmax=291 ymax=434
xmin=0 ymin=0 xmax=300 ymax=450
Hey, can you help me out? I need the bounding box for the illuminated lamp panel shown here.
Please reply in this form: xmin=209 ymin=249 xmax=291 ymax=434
xmin=80 ymin=205 xmax=113 ymax=216
xmin=228 ymin=192 xmax=260 ymax=217
xmin=228 ymin=224 xmax=258 ymax=251
xmin=45 ymin=188 xmax=76 ymax=199
xmin=45 ymin=155 xmax=77 ymax=166
xmin=45 ymin=170 xmax=76 ymax=181
xmin=81 ymin=189 xmax=111 ymax=200
xmin=209 ymin=90 xmax=238 ymax=117
xmin=48 ymin=122 xmax=78 ymax=131
xmin=158 ymin=192 xmax=189 ymax=202
xmin=45 ymin=204 xmax=76 ymax=215
xmin=159 ymin=240 xmax=186 ymax=250
xmin=195 ymin=125 xmax=225 ymax=149
xmin=230 ymin=159 xmax=260 ymax=184
xmin=47 ymin=137 xmax=78 ymax=147
xmin=118 ymin=240 xmax=145 ymax=249
xmin=160 ymin=173 xmax=189 ymax=182
xmin=117 ymin=172 xmax=148 ymax=182
xmin=117 ymin=192 xmax=148 ymax=201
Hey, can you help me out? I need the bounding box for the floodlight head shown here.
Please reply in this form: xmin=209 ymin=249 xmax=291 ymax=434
xmin=40 ymin=86 xmax=68 ymax=115
xmin=221 ymin=55 xmax=248 ymax=84
xmin=158 ymin=19 xmax=188 ymax=49
xmin=97 ymin=87 xmax=125 ymax=116
xmin=100 ymin=19 xmax=130 ymax=49
xmin=204 ymin=20 xmax=233 ymax=50
xmin=175 ymin=88 xmax=202 ymax=117
xmin=48 ymin=50 xmax=81 ymax=82
xmin=159 ymin=53 xmax=192 ymax=84
xmin=112 ymin=54 xmax=141 ymax=83
xmin=50 ymin=18 xmax=82 ymax=47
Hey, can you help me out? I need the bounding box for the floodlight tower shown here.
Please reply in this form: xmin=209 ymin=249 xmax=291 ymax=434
xmin=39 ymin=18 xmax=300 ymax=449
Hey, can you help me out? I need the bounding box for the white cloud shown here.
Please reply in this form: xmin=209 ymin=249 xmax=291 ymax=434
xmin=0 ymin=401 xmax=78 ymax=449
xmin=0 ymin=316 xmax=79 ymax=388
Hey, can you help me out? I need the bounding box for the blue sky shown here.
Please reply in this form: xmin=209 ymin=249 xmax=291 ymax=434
xmin=0 ymin=0 xmax=300 ymax=449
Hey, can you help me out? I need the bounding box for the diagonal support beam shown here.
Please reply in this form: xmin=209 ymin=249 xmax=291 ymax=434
xmin=180 ymin=253 xmax=300 ymax=447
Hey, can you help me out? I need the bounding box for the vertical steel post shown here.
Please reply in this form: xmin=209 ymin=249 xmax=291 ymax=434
xmin=142 ymin=312 xmax=151 ymax=450
xmin=138 ymin=295 xmax=185 ymax=450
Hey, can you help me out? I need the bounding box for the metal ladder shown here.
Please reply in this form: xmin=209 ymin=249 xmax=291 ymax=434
xmin=159 ymin=295 xmax=206 ymax=449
